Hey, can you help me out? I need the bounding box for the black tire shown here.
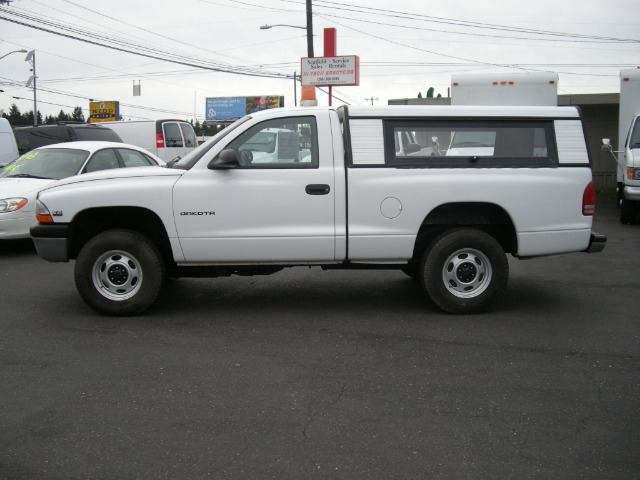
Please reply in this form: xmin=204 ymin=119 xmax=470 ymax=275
xmin=401 ymin=262 xmax=420 ymax=281
xmin=619 ymin=198 xmax=635 ymax=225
xmin=74 ymin=229 xmax=165 ymax=316
xmin=421 ymin=228 xmax=508 ymax=314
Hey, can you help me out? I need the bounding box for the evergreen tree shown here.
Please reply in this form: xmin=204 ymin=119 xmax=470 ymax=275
xmin=72 ymin=106 xmax=85 ymax=122
xmin=56 ymin=109 xmax=70 ymax=122
xmin=7 ymin=104 xmax=23 ymax=125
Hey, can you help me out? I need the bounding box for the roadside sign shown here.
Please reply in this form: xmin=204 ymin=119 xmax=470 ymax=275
xmin=89 ymin=101 xmax=119 ymax=123
xmin=301 ymin=56 xmax=360 ymax=87
xmin=206 ymin=96 xmax=284 ymax=121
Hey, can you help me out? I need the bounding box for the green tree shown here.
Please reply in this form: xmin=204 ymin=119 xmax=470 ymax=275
xmin=6 ymin=104 xmax=23 ymax=125
xmin=72 ymin=106 xmax=85 ymax=122
xmin=55 ymin=109 xmax=70 ymax=122
xmin=21 ymin=110 xmax=44 ymax=126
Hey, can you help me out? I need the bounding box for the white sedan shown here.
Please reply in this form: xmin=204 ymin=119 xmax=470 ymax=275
xmin=0 ymin=141 xmax=165 ymax=239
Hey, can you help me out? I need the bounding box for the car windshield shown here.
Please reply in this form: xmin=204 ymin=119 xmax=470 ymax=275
xmin=0 ymin=148 xmax=89 ymax=180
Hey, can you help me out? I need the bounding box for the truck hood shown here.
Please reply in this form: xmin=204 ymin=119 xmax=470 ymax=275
xmin=38 ymin=165 xmax=183 ymax=193
xmin=0 ymin=177 xmax=56 ymax=198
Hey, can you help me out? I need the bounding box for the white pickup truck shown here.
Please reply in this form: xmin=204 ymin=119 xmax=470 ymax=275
xmin=30 ymin=105 xmax=606 ymax=316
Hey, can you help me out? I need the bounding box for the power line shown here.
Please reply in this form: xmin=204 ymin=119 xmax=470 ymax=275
xmin=306 ymin=0 xmax=640 ymax=43
xmin=0 ymin=6 xmax=295 ymax=80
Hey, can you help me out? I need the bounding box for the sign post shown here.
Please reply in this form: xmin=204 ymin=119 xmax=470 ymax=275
xmin=324 ymin=28 xmax=336 ymax=106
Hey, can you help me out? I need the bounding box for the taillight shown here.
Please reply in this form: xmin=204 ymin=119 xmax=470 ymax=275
xmin=156 ymin=133 xmax=165 ymax=148
xmin=583 ymin=181 xmax=596 ymax=216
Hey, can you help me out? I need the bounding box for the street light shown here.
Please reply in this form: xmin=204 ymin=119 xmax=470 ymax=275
xmin=260 ymin=1 xmax=315 ymax=106
xmin=0 ymin=49 xmax=28 ymax=61
xmin=260 ymin=24 xmax=305 ymax=30
xmin=259 ymin=0 xmax=313 ymax=58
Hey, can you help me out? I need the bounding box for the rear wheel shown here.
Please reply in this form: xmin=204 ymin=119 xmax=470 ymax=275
xmin=421 ymin=228 xmax=508 ymax=314
xmin=75 ymin=229 xmax=165 ymax=316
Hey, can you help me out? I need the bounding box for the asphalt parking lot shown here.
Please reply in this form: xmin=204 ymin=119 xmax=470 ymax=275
xmin=0 ymin=201 xmax=638 ymax=480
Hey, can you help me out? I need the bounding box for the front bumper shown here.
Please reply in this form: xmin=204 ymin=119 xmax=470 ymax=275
xmin=623 ymin=185 xmax=640 ymax=202
xmin=584 ymin=231 xmax=607 ymax=254
xmin=30 ymin=224 xmax=70 ymax=262
xmin=0 ymin=211 xmax=36 ymax=240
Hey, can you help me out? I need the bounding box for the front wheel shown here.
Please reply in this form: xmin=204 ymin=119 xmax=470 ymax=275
xmin=75 ymin=229 xmax=165 ymax=316
xmin=620 ymin=198 xmax=636 ymax=224
xmin=421 ymin=228 xmax=508 ymax=314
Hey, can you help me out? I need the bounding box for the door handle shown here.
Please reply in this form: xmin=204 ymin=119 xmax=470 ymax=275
xmin=305 ymin=184 xmax=331 ymax=195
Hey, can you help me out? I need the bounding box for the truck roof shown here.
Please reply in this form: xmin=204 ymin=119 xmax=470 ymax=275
xmin=344 ymin=105 xmax=580 ymax=119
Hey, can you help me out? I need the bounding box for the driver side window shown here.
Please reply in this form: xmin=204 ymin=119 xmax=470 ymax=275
xmin=225 ymin=116 xmax=318 ymax=168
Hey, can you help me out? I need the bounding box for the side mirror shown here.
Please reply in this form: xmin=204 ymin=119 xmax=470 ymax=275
xmin=208 ymin=149 xmax=239 ymax=169
xmin=601 ymin=138 xmax=613 ymax=153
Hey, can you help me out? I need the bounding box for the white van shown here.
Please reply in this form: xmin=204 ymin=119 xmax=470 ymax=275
xmin=0 ymin=118 xmax=19 ymax=167
xmin=98 ymin=119 xmax=197 ymax=163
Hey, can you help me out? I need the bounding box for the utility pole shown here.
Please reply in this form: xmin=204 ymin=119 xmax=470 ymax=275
xmin=306 ymin=0 xmax=314 ymax=58
xmin=25 ymin=50 xmax=37 ymax=125
xmin=365 ymin=97 xmax=378 ymax=105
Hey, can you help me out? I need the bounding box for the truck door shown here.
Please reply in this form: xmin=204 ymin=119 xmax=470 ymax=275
xmin=172 ymin=114 xmax=337 ymax=263
xmin=161 ymin=121 xmax=187 ymax=162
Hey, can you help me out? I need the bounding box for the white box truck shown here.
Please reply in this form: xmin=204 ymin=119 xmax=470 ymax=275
xmin=602 ymin=68 xmax=640 ymax=223
xmin=0 ymin=118 xmax=19 ymax=167
xmin=451 ymin=72 xmax=558 ymax=106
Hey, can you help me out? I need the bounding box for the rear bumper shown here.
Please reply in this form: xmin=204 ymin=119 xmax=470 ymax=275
xmin=584 ymin=231 xmax=607 ymax=254
xmin=30 ymin=224 xmax=70 ymax=262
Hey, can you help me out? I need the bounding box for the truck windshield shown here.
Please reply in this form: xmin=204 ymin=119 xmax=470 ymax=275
xmin=171 ymin=116 xmax=251 ymax=170
xmin=630 ymin=121 xmax=640 ymax=148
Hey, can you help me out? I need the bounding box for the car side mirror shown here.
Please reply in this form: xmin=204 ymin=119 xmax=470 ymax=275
xmin=601 ymin=138 xmax=613 ymax=153
xmin=208 ymin=149 xmax=239 ymax=169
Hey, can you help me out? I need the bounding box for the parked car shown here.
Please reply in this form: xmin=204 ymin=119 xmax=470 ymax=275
xmin=97 ymin=120 xmax=197 ymax=163
xmin=13 ymin=123 xmax=123 ymax=155
xmin=0 ymin=118 xmax=19 ymax=168
xmin=0 ymin=141 xmax=164 ymax=240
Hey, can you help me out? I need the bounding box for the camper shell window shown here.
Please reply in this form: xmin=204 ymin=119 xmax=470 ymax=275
xmin=384 ymin=119 xmax=558 ymax=168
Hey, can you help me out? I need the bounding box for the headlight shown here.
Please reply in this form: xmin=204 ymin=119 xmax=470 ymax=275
xmin=0 ymin=198 xmax=28 ymax=213
xmin=627 ymin=167 xmax=640 ymax=180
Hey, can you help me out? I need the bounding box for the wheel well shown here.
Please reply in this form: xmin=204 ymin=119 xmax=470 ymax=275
xmin=68 ymin=207 xmax=174 ymax=265
xmin=411 ymin=202 xmax=517 ymax=260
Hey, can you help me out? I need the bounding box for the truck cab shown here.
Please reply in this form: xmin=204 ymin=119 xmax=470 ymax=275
xmin=602 ymin=68 xmax=640 ymax=224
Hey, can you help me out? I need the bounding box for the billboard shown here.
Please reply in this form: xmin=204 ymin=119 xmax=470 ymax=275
xmin=301 ymin=56 xmax=360 ymax=87
xmin=206 ymin=96 xmax=284 ymax=121
xmin=89 ymin=101 xmax=119 ymax=123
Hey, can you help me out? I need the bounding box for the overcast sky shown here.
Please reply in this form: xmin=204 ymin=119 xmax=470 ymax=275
xmin=1 ymin=0 xmax=639 ymax=121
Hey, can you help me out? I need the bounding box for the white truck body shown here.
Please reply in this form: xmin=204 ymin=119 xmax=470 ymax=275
xmin=618 ymin=69 xmax=640 ymax=194
xmin=451 ymin=72 xmax=558 ymax=106
xmin=0 ymin=118 xmax=19 ymax=167
xmin=602 ymin=68 xmax=640 ymax=223
xmin=30 ymin=105 xmax=605 ymax=315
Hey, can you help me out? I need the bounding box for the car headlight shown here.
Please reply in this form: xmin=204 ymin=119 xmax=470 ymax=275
xmin=0 ymin=198 xmax=28 ymax=213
